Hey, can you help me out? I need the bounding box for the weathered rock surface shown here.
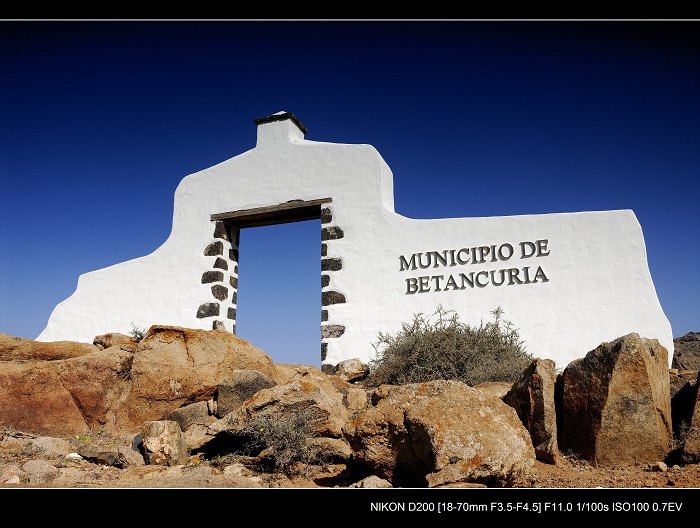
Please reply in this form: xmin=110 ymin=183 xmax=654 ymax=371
xmin=210 ymin=367 xmax=351 ymax=439
xmin=332 ymin=358 xmax=370 ymax=383
xmin=216 ymin=370 xmax=278 ymax=418
xmin=347 ymin=475 xmax=393 ymax=488
xmin=0 ymin=326 xmax=278 ymax=437
xmin=474 ymin=381 xmax=515 ymax=400
xmin=3 ymin=328 xmax=700 ymax=488
xmin=140 ymin=421 xmax=189 ymax=466
xmin=680 ymin=371 xmax=700 ymax=464
xmin=559 ymin=333 xmax=672 ymax=467
xmin=343 ymin=380 xmax=536 ymax=488
xmin=673 ymin=332 xmax=700 ymax=372
xmin=0 ymin=346 xmax=134 ymax=436
xmin=112 ymin=326 xmax=279 ymax=433
xmin=670 ymin=369 xmax=699 ymax=442
xmin=166 ymin=400 xmax=217 ymax=450
xmin=93 ymin=333 xmax=138 ymax=351
xmin=0 ymin=333 xmax=99 ymax=361
xmin=504 ymin=358 xmax=560 ymax=465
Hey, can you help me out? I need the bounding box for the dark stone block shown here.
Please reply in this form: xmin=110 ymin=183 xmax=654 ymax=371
xmin=321 ymin=274 xmax=330 ymax=287
xmin=197 ymin=303 xmax=220 ymax=318
xmin=212 ymin=285 xmax=229 ymax=301
xmin=204 ymin=241 xmax=224 ymax=256
xmin=227 ymin=307 xmax=236 ymax=320
xmin=230 ymin=276 xmax=238 ymax=288
xmin=213 ymin=320 xmax=225 ymax=330
xmin=321 ymin=226 xmax=344 ymax=241
xmin=202 ymin=271 xmax=224 ymax=284
xmin=321 ymin=258 xmax=342 ymax=272
xmin=321 ymin=363 xmax=335 ymax=375
xmin=321 ymin=207 xmax=332 ymax=224
xmin=321 ymin=342 xmax=328 ymax=361
xmin=213 ymin=221 xmax=229 ymax=241
xmin=232 ymin=291 xmax=237 ymax=304
xmin=322 ymin=291 xmax=346 ymax=305
xmin=214 ymin=257 xmax=228 ymax=270
xmin=321 ymin=325 xmax=345 ymax=339
xmin=321 ymin=309 xmax=328 ymax=322
xmin=321 ymin=243 xmax=327 ymax=257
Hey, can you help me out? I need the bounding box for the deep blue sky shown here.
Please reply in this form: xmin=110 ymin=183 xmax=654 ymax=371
xmin=1 ymin=21 xmax=698 ymax=367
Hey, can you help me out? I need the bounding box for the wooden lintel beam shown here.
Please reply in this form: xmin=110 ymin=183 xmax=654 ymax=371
xmin=211 ymin=198 xmax=332 ymax=228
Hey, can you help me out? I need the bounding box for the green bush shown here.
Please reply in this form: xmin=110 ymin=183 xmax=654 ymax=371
xmin=363 ymin=306 xmax=533 ymax=388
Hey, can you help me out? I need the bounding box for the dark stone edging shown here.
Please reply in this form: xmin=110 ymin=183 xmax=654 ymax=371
xmin=321 ymin=325 xmax=345 ymax=339
xmin=197 ymin=303 xmax=220 ymax=318
xmin=202 ymin=271 xmax=224 ymax=284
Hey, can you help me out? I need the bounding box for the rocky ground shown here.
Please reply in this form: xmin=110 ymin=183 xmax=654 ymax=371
xmin=2 ymin=429 xmax=700 ymax=489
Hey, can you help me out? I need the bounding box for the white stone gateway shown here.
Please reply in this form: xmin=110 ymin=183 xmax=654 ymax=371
xmin=37 ymin=111 xmax=675 ymax=369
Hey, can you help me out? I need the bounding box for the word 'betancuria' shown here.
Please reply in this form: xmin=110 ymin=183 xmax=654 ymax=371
xmin=400 ymin=239 xmax=551 ymax=294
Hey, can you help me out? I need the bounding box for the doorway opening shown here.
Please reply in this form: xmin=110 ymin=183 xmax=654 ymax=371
xmin=236 ymin=220 xmax=321 ymax=367
xmin=211 ymin=198 xmax=331 ymax=367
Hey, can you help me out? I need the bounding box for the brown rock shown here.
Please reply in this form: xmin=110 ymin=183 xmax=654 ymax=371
xmin=474 ymin=381 xmax=514 ymax=400
xmin=670 ymin=369 xmax=698 ymax=443
xmin=673 ymin=332 xmax=700 ymax=372
xmin=57 ymin=347 xmax=135 ymax=433
xmin=333 ymin=358 xmax=370 ymax=382
xmin=116 ymin=326 xmax=279 ymax=433
xmin=504 ymin=358 xmax=560 ymax=464
xmin=216 ymin=370 xmax=278 ymax=418
xmin=93 ymin=333 xmax=138 ymax=351
xmin=212 ymin=374 xmax=349 ymax=439
xmin=680 ymin=371 xmax=700 ymax=464
xmin=0 ymin=362 xmax=89 ymax=435
xmin=141 ymin=420 xmax=189 ymax=466
xmin=343 ymin=380 xmax=536 ymax=488
xmin=0 ymin=333 xmax=99 ymax=362
xmin=559 ymin=333 xmax=672 ymax=467
xmin=0 ymin=346 xmax=134 ymax=436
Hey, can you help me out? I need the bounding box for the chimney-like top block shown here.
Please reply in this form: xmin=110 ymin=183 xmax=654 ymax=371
xmin=254 ymin=111 xmax=308 ymax=134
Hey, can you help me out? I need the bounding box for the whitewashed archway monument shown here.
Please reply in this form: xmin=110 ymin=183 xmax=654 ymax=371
xmin=38 ymin=112 xmax=675 ymax=368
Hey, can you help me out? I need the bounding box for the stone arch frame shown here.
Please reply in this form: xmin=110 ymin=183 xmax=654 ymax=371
xmin=202 ymin=197 xmax=344 ymax=366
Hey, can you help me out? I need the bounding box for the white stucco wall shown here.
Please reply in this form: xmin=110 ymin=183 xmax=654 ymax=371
xmin=37 ymin=112 xmax=674 ymax=369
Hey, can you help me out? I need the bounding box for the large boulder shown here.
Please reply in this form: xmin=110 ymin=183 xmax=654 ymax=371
xmin=209 ymin=367 xmax=351 ymax=439
xmin=331 ymin=358 xmax=370 ymax=383
xmin=343 ymin=380 xmax=536 ymax=488
xmin=140 ymin=420 xmax=189 ymax=466
xmin=680 ymin=371 xmax=700 ymax=464
xmin=670 ymin=369 xmax=698 ymax=442
xmin=116 ymin=326 xmax=279 ymax=433
xmin=204 ymin=367 xmax=356 ymax=472
xmin=672 ymin=332 xmax=700 ymax=372
xmin=166 ymin=400 xmax=217 ymax=450
xmin=0 ymin=346 xmax=134 ymax=436
xmin=216 ymin=370 xmax=278 ymax=418
xmin=0 ymin=333 xmax=99 ymax=361
xmin=559 ymin=333 xmax=672 ymax=467
xmin=0 ymin=327 xmax=279 ymax=437
xmin=504 ymin=358 xmax=560 ymax=465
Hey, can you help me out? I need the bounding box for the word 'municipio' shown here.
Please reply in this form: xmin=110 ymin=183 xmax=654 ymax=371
xmin=400 ymin=240 xmax=551 ymax=295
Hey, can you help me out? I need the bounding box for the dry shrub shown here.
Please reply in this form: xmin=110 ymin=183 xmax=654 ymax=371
xmin=363 ymin=306 xmax=532 ymax=388
xmin=226 ymin=409 xmax=324 ymax=474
